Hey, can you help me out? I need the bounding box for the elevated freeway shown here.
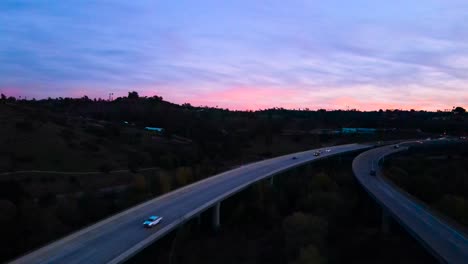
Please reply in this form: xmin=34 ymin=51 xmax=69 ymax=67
xmin=12 ymin=143 xmax=371 ymax=264
xmin=353 ymin=141 xmax=468 ymax=264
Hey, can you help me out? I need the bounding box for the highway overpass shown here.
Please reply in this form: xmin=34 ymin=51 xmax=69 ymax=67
xmin=353 ymin=141 xmax=468 ymax=264
xmin=11 ymin=143 xmax=371 ymax=264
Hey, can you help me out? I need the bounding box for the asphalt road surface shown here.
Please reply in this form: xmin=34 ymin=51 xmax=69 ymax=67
xmin=353 ymin=141 xmax=468 ymax=264
xmin=11 ymin=143 xmax=371 ymax=264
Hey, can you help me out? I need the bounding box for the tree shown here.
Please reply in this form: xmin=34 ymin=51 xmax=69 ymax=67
xmin=38 ymin=192 xmax=57 ymax=208
xmin=290 ymin=244 xmax=326 ymax=264
xmin=309 ymin=172 xmax=338 ymax=192
xmin=157 ymin=171 xmax=172 ymax=194
xmin=175 ymin=166 xmax=193 ymax=186
xmin=452 ymin=106 xmax=466 ymax=115
xmin=98 ymin=163 xmax=112 ymax=174
xmin=302 ymin=191 xmax=342 ymax=216
xmin=283 ymin=212 xmax=328 ymax=257
xmin=133 ymin=174 xmax=147 ymax=192
xmin=435 ymin=195 xmax=468 ymax=226
xmin=0 ymin=200 xmax=16 ymax=222
xmin=56 ymin=197 xmax=81 ymax=227
xmin=128 ymin=159 xmax=139 ymax=173
xmin=149 ymin=95 xmax=163 ymax=101
xmin=128 ymin=91 xmax=139 ymax=99
xmin=0 ymin=94 xmax=6 ymax=101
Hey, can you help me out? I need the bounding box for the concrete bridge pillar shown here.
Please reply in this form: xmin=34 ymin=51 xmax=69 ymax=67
xmin=382 ymin=208 xmax=391 ymax=234
xmin=197 ymin=213 xmax=201 ymax=225
xmin=212 ymin=202 xmax=220 ymax=229
xmin=270 ymin=176 xmax=274 ymax=186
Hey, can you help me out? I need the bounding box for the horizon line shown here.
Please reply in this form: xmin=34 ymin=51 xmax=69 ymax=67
xmin=1 ymin=93 xmax=464 ymax=113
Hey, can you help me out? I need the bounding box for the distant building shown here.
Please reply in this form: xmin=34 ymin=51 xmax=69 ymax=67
xmin=123 ymin=121 xmax=135 ymax=126
xmin=309 ymin=129 xmax=341 ymax=135
xmin=144 ymin=127 xmax=164 ymax=133
xmin=341 ymin=128 xmax=376 ymax=134
xmin=281 ymin=129 xmax=308 ymax=136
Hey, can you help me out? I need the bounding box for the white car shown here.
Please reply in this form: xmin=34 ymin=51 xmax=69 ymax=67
xmin=143 ymin=215 xmax=163 ymax=228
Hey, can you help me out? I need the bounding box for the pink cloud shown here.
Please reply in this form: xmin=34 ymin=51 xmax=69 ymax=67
xmin=329 ymin=96 xmax=451 ymax=111
xmin=4 ymin=84 xmax=465 ymax=112
xmin=183 ymin=86 xmax=305 ymax=110
xmin=67 ymin=87 xmax=110 ymax=99
xmin=0 ymin=87 xmax=22 ymax=98
xmin=177 ymin=86 xmax=465 ymax=111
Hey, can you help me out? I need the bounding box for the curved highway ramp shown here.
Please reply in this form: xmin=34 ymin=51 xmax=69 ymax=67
xmin=11 ymin=143 xmax=371 ymax=264
xmin=353 ymin=142 xmax=468 ymax=264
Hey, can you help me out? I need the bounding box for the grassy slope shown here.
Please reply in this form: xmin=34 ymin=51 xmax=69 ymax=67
xmin=0 ymin=103 xmax=177 ymax=172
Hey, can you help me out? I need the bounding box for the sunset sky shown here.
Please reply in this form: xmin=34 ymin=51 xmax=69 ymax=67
xmin=1 ymin=0 xmax=467 ymax=110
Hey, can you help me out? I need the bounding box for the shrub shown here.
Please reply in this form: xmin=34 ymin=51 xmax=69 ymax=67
xmin=59 ymin=128 xmax=75 ymax=141
xmin=0 ymin=200 xmax=16 ymax=222
xmin=98 ymin=163 xmax=113 ymax=174
xmin=51 ymin=115 xmax=69 ymax=126
xmin=128 ymin=160 xmax=139 ymax=173
xmin=0 ymin=181 xmax=24 ymax=203
xmin=80 ymin=140 xmax=100 ymax=152
xmin=291 ymin=244 xmax=326 ymax=264
xmin=68 ymin=176 xmax=79 ymax=185
xmin=435 ymin=195 xmax=468 ymax=226
xmin=175 ymin=166 xmax=193 ymax=186
xmin=283 ymin=212 xmax=328 ymax=257
xmin=157 ymin=171 xmax=172 ymax=194
xmin=133 ymin=175 xmax=147 ymax=192
xmin=85 ymin=126 xmax=106 ymax=137
xmin=15 ymin=120 xmax=34 ymax=131
xmin=105 ymin=124 xmax=121 ymax=137
xmin=13 ymin=154 xmax=35 ymax=163
xmin=38 ymin=193 xmax=57 ymax=208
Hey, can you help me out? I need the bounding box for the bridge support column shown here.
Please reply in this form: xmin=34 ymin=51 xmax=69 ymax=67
xmin=197 ymin=213 xmax=202 ymax=225
xmin=270 ymin=176 xmax=274 ymax=186
xmin=381 ymin=208 xmax=391 ymax=234
xmin=212 ymin=202 xmax=220 ymax=230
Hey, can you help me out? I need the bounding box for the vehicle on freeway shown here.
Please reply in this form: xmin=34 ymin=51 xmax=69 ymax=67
xmin=325 ymin=149 xmax=331 ymax=152
xmin=393 ymin=144 xmax=400 ymax=149
xmin=370 ymin=169 xmax=376 ymax=176
xmin=292 ymin=156 xmax=297 ymax=160
xmin=313 ymin=151 xmax=320 ymax=156
xmin=143 ymin=215 xmax=163 ymax=228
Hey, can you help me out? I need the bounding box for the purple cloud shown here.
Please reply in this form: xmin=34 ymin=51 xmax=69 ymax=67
xmin=0 ymin=0 xmax=467 ymax=110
